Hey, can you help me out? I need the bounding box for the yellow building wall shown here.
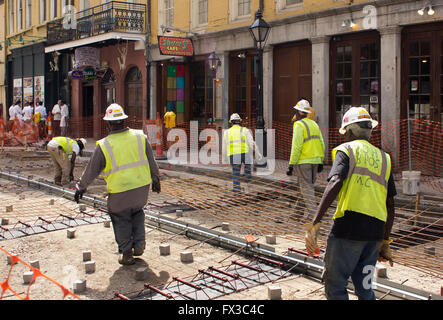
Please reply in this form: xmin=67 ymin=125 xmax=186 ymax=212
xmin=150 ymin=0 xmax=372 ymax=45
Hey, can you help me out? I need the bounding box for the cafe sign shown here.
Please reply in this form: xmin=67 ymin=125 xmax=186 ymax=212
xmin=158 ymin=36 xmax=194 ymax=56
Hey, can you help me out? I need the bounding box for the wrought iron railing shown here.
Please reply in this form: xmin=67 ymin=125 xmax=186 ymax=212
xmin=47 ymin=1 xmax=147 ymax=45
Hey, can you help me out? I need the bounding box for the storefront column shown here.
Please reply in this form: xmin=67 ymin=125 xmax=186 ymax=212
xmin=380 ymin=26 xmax=402 ymax=164
xmin=93 ymin=78 xmax=102 ymax=140
xmin=149 ymin=61 xmax=157 ymax=120
xmin=221 ymin=52 xmax=230 ymax=128
xmin=71 ymin=78 xmax=82 ymax=138
xmin=311 ymin=36 xmax=330 ymax=151
xmin=263 ymin=45 xmax=273 ymax=129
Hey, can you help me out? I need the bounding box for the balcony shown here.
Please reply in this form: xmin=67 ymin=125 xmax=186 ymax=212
xmin=47 ymin=1 xmax=147 ymax=46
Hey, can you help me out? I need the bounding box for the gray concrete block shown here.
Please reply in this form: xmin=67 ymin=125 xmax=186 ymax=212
xmin=67 ymin=228 xmax=76 ymax=239
xmin=222 ymin=222 xmax=230 ymax=231
xmin=7 ymin=253 xmax=17 ymax=265
xmin=266 ymin=234 xmax=276 ymax=245
xmin=73 ymin=279 xmax=86 ymax=293
xmin=424 ymin=246 xmax=435 ymax=256
xmin=49 ymin=199 xmax=55 ymax=205
xmin=85 ymin=261 xmax=96 ymax=274
xmin=376 ymin=265 xmax=388 ymax=278
xmin=268 ymin=285 xmax=282 ymax=300
xmin=1 ymin=218 xmax=9 ymax=225
xmin=6 ymin=205 xmax=13 ymax=213
xmin=135 ymin=267 xmax=148 ymax=281
xmin=79 ymin=204 xmax=87 ymax=212
xmin=23 ymin=271 xmax=34 ymax=284
xmin=176 ymin=209 xmax=183 ymax=217
xmin=159 ymin=243 xmax=170 ymax=256
xmin=29 ymin=260 xmax=40 ymax=269
xmin=103 ymin=220 xmax=111 ymax=228
xmin=180 ymin=251 xmax=193 ymax=263
xmin=83 ymin=250 xmax=92 ymax=262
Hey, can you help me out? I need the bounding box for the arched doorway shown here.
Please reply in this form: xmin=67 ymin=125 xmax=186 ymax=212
xmin=125 ymin=66 xmax=143 ymax=119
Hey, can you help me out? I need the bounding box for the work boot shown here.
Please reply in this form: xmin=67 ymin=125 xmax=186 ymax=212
xmin=133 ymin=243 xmax=145 ymax=256
xmin=118 ymin=250 xmax=135 ymax=265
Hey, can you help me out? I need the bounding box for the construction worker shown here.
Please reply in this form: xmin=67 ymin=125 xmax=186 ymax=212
xmin=287 ymin=99 xmax=325 ymax=221
xmin=74 ymin=104 xmax=161 ymax=265
xmin=306 ymin=107 xmax=396 ymax=300
xmin=47 ymin=136 xmax=87 ymax=186
xmin=223 ymin=113 xmax=262 ymax=193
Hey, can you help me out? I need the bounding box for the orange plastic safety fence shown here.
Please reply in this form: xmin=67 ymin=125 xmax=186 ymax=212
xmin=0 ymin=247 xmax=82 ymax=300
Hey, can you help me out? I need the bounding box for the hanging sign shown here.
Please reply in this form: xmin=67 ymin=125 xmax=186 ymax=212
xmin=83 ymin=67 xmax=96 ymax=81
xmin=74 ymin=47 xmax=100 ymax=69
xmin=158 ymin=36 xmax=194 ymax=56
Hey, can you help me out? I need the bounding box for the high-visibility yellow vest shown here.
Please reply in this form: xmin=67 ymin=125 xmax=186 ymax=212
xmin=225 ymin=125 xmax=249 ymax=157
xmin=98 ymin=129 xmax=152 ymax=194
xmin=293 ymin=118 xmax=324 ymax=161
xmin=53 ymin=136 xmax=75 ymax=154
xmin=332 ymin=140 xmax=391 ymax=222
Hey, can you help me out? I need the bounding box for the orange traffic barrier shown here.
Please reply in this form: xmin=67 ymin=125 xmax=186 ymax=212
xmin=155 ymin=112 xmax=167 ymax=160
xmin=47 ymin=113 xmax=53 ymax=140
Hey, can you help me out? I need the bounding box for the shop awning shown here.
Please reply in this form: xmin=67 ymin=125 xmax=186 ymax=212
xmin=44 ymin=32 xmax=146 ymax=53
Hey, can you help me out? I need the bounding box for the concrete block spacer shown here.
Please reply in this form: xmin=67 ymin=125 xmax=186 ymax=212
xmin=85 ymin=261 xmax=96 ymax=274
xmin=159 ymin=243 xmax=171 ymax=256
xmin=103 ymin=220 xmax=111 ymax=228
xmin=29 ymin=260 xmax=40 ymax=269
xmin=265 ymin=234 xmax=277 ymax=245
xmin=19 ymin=195 xmax=25 ymax=200
xmin=376 ymin=264 xmax=388 ymax=278
xmin=222 ymin=222 xmax=230 ymax=231
xmin=49 ymin=199 xmax=55 ymax=205
xmin=23 ymin=271 xmax=34 ymax=284
xmin=6 ymin=205 xmax=13 ymax=213
xmin=424 ymin=246 xmax=435 ymax=256
xmin=6 ymin=253 xmax=17 ymax=265
xmin=176 ymin=209 xmax=183 ymax=217
xmin=268 ymin=285 xmax=282 ymax=300
xmin=83 ymin=250 xmax=92 ymax=262
xmin=1 ymin=218 xmax=9 ymax=225
xmin=180 ymin=251 xmax=193 ymax=263
xmin=73 ymin=279 xmax=87 ymax=293
xmin=79 ymin=204 xmax=87 ymax=212
xmin=135 ymin=267 xmax=148 ymax=281
xmin=67 ymin=228 xmax=76 ymax=239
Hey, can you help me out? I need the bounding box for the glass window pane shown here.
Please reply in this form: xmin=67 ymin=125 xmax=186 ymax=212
xmin=360 ymin=44 xmax=369 ymax=60
xmin=337 ymin=63 xmax=344 ymax=78
xmin=360 ymin=95 xmax=369 ymax=106
xmin=410 ymin=95 xmax=419 ymax=118
xmin=344 ymin=96 xmax=352 ymax=107
xmin=344 ymin=80 xmax=352 ymax=95
xmin=337 ymin=47 xmax=344 ymax=61
xmin=369 ymin=43 xmax=378 ymax=59
xmin=421 ymin=95 xmax=430 ymax=120
xmin=421 ymin=58 xmax=430 ymax=75
xmin=409 ymin=77 xmax=419 ymax=93
xmin=441 ymin=75 xmax=443 ymax=93
xmin=409 ymin=58 xmax=419 ymax=75
xmin=420 ymin=76 xmax=430 ymax=94
xmin=344 ymin=63 xmax=352 ymax=78
xmin=370 ymin=61 xmax=378 ymax=77
xmin=420 ymin=40 xmax=430 ymax=56
xmin=337 ymin=81 xmax=344 ymax=94
xmin=370 ymin=79 xmax=379 ymax=94
xmin=344 ymin=46 xmax=352 ymax=62
xmin=360 ymin=79 xmax=369 ymax=94
xmin=410 ymin=41 xmax=419 ymax=56
xmin=360 ymin=62 xmax=369 ymax=77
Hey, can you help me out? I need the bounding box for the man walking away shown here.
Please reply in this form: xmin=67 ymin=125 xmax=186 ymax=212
xmin=60 ymin=100 xmax=69 ymax=136
xmin=287 ymin=99 xmax=325 ymax=222
xmin=52 ymin=100 xmax=62 ymax=136
xmin=305 ymin=107 xmax=396 ymax=300
xmin=223 ymin=113 xmax=262 ymax=193
xmin=47 ymin=136 xmax=86 ymax=186
xmin=74 ymin=104 xmax=161 ymax=265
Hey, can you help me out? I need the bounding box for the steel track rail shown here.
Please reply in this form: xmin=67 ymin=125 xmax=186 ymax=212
xmin=1 ymin=170 xmax=440 ymax=301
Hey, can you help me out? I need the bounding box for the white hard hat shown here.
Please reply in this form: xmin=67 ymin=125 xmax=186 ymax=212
xmin=229 ymin=113 xmax=242 ymax=122
xmin=103 ymin=103 xmax=128 ymax=121
xmin=79 ymin=138 xmax=87 ymax=147
xmin=339 ymin=107 xmax=378 ymax=135
xmin=293 ymin=99 xmax=312 ymax=114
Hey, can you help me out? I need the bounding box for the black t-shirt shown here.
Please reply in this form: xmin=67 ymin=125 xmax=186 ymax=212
xmin=328 ymin=150 xmax=397 ymax=241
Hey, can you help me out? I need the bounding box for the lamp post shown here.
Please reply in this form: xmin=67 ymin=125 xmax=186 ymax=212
xmin=249 ymin=10 xmax=270 ymax=165
xmin=208 ymin=51 xmax=221 ymax=123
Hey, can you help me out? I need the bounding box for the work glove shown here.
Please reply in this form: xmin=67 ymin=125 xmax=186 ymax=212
xmin=152 ymin=176 xmax=161 ymax=193
xmin=318 ymin=164 xmax=324 ymax=173
xmin=74 ymin=186 xmax=85 ymax=203
xmin=286 ymin=165 xmax=294 ymax=176
xmin=378 ymin=239 xmax=394 ymax=267
xmin=304 ymin=222 xmax=322 ymax=256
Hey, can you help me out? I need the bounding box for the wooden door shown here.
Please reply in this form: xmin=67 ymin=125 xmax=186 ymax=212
xmin=273 ymin=40 xmax=312 ymax=123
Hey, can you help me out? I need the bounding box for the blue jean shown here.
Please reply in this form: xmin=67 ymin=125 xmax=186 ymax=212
xmin=230 ymin=153 xmax=252 ymax=192
xmin=323 ymin=234 xmax=381 ymax=300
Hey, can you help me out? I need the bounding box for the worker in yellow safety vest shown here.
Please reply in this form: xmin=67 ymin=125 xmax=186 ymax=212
xmin=74 ymin=104 xmax=161 ymax=265
xmin=305 ymin=106 xmax=397 ymax=300
xmin=47 ymin=136 xmax=86 ymax=186
xmin=223 ymin=113 xmax=262 ymax=193
xmin=287 ymin=99 xmax=325 ymax=222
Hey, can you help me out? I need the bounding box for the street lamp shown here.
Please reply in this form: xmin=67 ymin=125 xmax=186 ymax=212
xmin=249 ymin=10 xmax=270 ymax=165
xmin=207 ymin=51 xmax=221 ymax=123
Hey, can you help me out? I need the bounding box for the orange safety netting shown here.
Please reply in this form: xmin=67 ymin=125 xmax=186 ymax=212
xmin=0 ymin=247 xmax=81 ymax=300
